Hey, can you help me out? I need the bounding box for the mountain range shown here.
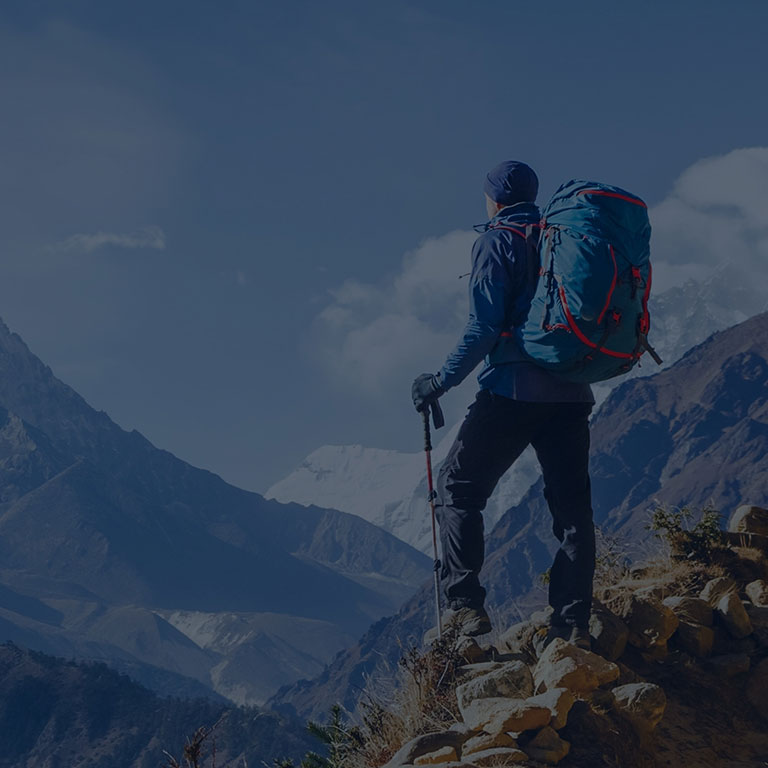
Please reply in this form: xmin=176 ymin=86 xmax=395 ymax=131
xmin=0 ymin=317 xmax=430 ymax=706
xmin=0 ymin=642 xmax=314 ymax=767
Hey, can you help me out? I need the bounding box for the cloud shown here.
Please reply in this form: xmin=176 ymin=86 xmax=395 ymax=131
xmin=312 ymin=229 xmax=475 ymax=396
xmin=315 ymin=147 xmax=768 ymax=397
xmin=53 ymin=226 xmax=166 ymax=254
xmin=650 ymin=146 xmax=768 ymax=292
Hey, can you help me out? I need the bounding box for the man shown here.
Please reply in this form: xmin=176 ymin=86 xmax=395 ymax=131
xmin=412 ymin=160 xmax=595 ymax=650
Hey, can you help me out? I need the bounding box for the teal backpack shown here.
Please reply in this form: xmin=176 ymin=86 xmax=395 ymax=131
xmin=518 ymin=179 xmax=662 ymax=383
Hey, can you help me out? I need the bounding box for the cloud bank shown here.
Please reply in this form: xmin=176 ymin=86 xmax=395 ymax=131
xmin=650 ymin=147 xmax=768 ymax=292
xmin=314 ymin=147 xmax=768 ymax=398
xmin=313 ymin=229 xmax=476 ymax=396
xmin=54 ymin=226 xmax=166 ymax=254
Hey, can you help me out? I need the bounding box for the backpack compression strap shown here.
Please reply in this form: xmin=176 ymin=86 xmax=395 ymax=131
xmin=488 ymin=222 xmax=543 ymax=340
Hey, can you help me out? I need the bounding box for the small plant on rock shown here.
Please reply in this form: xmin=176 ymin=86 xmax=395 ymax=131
xmin=647 ymin=504 xmax=724 ymax=562
xmin=273 ymin=705 xmax=363 ymax=768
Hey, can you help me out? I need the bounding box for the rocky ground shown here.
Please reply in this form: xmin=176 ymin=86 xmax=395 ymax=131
xmin=372 ymin=504 xmax=768 ymax=768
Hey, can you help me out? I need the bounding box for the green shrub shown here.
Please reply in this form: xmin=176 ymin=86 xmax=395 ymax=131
xmin=647 ymin=504 xmax=724 ymax=562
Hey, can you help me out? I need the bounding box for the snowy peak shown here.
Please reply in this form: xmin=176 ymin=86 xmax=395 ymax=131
xmin=268 ymin=425 xmax=541 ymax=555
xmin=268 ymin=443 xmax=426 ymax=518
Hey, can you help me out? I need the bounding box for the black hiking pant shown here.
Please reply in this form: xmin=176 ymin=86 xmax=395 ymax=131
xmin=435 ymin=389 xmax=595 ymax=628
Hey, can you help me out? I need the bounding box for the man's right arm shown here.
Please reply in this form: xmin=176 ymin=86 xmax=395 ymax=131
xmin=438 ymin=232 xmax=517 ymax=391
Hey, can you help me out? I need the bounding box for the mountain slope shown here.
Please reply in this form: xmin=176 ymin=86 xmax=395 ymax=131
xmin=0 ymin=643 xmax=314 ymax=768
xmin=0 ymin=317 xmax=430 ymax=704
xmin=270 ymin=311 xmax=768 ymax=719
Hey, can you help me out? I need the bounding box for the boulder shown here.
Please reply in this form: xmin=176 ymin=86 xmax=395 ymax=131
xmin=523 ymin=726 xmax=571 ymax=764
xmin=674 ymin=620 xmax=714 ymax=657
xmin=746 ymin=580 xmax=768 ymax=607
xmin=616 ymin=661 xmax=643 ymax=686
xmin=457 ymin=662 xmax=505 ymax=682
xmin=414 ymin=764 xmax=476 ymax=768
xmin=459 ymin=697 xmax=551 ymax=736
xmin=729 ymin=505 xmax=768 ymax=536
xmin=461 ymin=747 xmax=528 ymax=766
xmin=746 ymin=658 xmax=768 ymax=721
xmin=612 ymin=683 xmax=667 ymax=734
xmin=662 ymin=596 xmax=714 ymax=626
xmin=715 ymin=592 xmax=753 ymax=638
xmin=526 ymin=687 xmax=575 ymax=730
xmin=640 ymin=641 xmax=668 ymax=661
xmin=456 ymin=661 xmax=533 ymax=710
xmin=705 ymin=653 xmax=750 ymax=677
xmin=413 ymin=746 xmax=459 ymax=765
xmin=457 ymin=637 xmax=491 ymax=664
xmin=533 ymin=638 xmax=619 ymax=694
xmin=589 ymin=602 xmax=629 ymax=661
xmin=746 ymin=604 xmax=768 ymax=645
xmin=587 ymin=688 xmax=616 ymax=711
xmin=461 ymin=731 xmax=518 ymax=757
xmin=498 ymin=620 xmax=538 ymax=660
xmin=382 ymin=732 xmax=467 ymax=768
xmin=725 ymin=531 xmax=768 ymax=552
xmin=607 ymin=593 xmax=678 ymax=650
xmin=700 ymin=576 xmax=738 ymax=607
xmin=711 ymin=626 xmax=757 ymax=656
xmin=448 ymin=722 xmax=475 ymax=738
xmin=530 ymin=606 xmax=555 ymax=625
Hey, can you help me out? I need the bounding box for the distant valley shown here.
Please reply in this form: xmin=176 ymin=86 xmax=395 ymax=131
xmin=0 ymin=317 xmax=430 ymax=706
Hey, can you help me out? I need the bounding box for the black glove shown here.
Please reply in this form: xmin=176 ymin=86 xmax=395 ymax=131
xmin=412 ymin=373 xmax=445 ymax=413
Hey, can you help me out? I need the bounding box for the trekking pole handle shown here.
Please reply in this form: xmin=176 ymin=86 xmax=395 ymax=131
xmin=422 ymin=408 xmax=432 ymax=452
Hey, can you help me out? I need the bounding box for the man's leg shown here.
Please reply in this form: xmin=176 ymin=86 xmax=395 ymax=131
xmin=531 ymin=403 xmax=595 ymax=629
xmin=435 ymin=390 xmax=535 ymax=611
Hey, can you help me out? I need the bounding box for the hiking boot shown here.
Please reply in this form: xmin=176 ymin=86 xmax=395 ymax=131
xmin=443 ymin=605 xmax=492 ymax=637
xmin=423 ymin=605 xmax=492 ymax=644
xmin=532 ymin=624 xmax=569 ymax=657
xmin=568 ymin=625 xmax=592 ymax=651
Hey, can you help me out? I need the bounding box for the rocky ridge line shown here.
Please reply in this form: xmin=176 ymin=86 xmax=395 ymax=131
xmin=380 ymin=504 xmax=768 ymax=768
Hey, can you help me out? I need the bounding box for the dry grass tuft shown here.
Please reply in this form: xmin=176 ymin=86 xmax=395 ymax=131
xmin=351 ymin=624 xmax=467 ymax=767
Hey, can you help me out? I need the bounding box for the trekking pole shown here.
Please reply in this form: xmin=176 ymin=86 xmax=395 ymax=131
xmin=422 ymin=401 xmax=444 ymax=640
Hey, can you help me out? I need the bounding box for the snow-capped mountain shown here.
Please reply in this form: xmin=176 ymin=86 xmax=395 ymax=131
xmin=267 ymin=427 xmax=540 ymax=555
xmin=269 ymin=274 xmax=767 ymax=553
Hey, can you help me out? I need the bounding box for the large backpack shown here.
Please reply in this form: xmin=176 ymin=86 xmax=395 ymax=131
xmin=518 ymin=179 xmax=662 ymax=383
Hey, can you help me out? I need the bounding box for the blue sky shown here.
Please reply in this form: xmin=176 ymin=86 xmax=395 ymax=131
xmin=0 ymin=1 xmax=766 ymax=491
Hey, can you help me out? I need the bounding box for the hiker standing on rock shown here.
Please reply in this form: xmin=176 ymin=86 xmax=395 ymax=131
xmin=412 ymin=161 xmax=596 ymax=650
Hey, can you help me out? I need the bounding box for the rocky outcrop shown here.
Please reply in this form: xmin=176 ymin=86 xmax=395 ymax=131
xmin=380 ymin=502 xmax=768 ymax=767
xmin=612 ymin=683 xmax=667 ymax=735
xmin=533 ymin=639 xmax=619 ymax=694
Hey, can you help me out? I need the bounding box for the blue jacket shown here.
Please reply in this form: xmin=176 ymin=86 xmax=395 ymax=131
xmin=439 ymin=203 xmax=594 ymax=403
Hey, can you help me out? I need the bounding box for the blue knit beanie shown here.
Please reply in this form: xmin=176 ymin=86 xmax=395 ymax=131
xmin=484 ymin=160 xmax=539 ymax=205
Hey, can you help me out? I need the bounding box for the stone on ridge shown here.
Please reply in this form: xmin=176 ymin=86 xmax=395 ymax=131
xmin=459 ymin=697 xmax=551 ymax=736
xmin=612 ymin=683 xmax=667 ymax=734
xmin=663 ymin=595 xmax=714 ymax=626
xmin=456 ymin=660 xmax=534 ymax=710
xmin=716 ymin=592 xmax=753 ymax=639
xmin=523 ymin=726 xmax=571 ymax=764
xmin=533 ymin=638 xmax=619 ymax=695
xmin=526 ymin=687 xmax=575 ymax=730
